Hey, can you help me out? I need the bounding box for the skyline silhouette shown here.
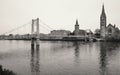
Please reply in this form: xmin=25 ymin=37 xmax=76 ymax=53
xmin=0 ymin=0 xmax=120 ymax=34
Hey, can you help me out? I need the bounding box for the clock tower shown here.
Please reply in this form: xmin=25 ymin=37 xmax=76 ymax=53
xmin=100 ymin=4 xmax=106 ymax=38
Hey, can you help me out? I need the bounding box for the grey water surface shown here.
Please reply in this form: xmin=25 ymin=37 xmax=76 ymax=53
xmin=0 ymin=40 xmax=120 ymax=75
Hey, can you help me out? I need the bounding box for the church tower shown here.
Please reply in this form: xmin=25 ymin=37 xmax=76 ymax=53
xmin=74 ymin=19 xmax=79 ymax=35
xmin=100 ymin=4 xmax=106 ymax=38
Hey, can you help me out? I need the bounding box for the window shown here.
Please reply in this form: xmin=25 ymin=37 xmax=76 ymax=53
xmin=108 ymin=28 xmax=112 ymax=34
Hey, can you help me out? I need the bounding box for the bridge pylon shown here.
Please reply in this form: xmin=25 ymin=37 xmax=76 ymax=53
xmin=31 ymin=18 xmax=40 ymax=47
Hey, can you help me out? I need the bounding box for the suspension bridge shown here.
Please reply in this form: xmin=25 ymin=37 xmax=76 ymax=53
xmin=2 ymin=18 xmax=53 ymax=35
xmin=0 ymin=18 xmax=94 ymax=42
xmin=0 ymin=18 xmax=55 ymax=40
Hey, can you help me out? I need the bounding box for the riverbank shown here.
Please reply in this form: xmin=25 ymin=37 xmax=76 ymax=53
xmin=0 ymin=65 xmax=17 ymax=75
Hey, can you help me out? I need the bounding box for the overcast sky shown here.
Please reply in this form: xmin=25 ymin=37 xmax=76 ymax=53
xmin=0 ymin=0 xmax=120 ymax=34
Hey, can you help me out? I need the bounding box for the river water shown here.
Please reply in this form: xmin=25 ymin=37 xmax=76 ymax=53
xmin=0 ymin=40 xmax=120 ymax=75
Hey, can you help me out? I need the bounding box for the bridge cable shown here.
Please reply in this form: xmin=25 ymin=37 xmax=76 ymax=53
xmin=39 ymin=19 xmax=54 ymax=30
xmin=2 ymin=21 xmax=31 ymax=35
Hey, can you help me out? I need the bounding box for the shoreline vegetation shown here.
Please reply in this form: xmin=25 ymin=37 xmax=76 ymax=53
xmin=0 ymin=65 xmax=17 ymax=75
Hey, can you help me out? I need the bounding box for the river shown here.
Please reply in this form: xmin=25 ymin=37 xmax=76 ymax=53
xmin=0 ymin=40 xmax=120 ymax=75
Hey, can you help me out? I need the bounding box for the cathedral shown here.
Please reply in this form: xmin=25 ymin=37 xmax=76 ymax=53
xmin=100 ymin=5 xmax=120 ymax=40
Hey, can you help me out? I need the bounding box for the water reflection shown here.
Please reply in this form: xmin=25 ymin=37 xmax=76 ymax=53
xmin=99 ymin=42 xmax=120 ymax=75
xmin=51 ymin=41 xmax=73 ymax=51
xmin=99 ymin=42 xmax=108 ymax=75
xmin=73 ymin=42 xmax=80 ymax=64
xmin=31 ymin=44 xmax=40 ymax=75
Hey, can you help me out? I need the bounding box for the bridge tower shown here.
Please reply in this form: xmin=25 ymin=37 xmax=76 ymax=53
xmin=31 ymin=18 xmax=40 ymax=75
xmin=31 ymin=18 xmax=39 ymax=46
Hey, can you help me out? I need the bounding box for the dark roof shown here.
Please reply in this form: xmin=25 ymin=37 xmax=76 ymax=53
xmin=107 ymin=24 xmax=114 ymax=28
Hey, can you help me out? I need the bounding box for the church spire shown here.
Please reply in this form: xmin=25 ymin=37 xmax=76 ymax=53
xmin=74 ymin=19 xmax=79 ymax=35
xmin=100 ymin=4 xmax=107 ymax=39
xmin=102 ymin=4 xmax=105 ymax=13
xmin=75 ymin=19 xmax=79 ymax=25
xmin=101 ymin=4 xmax=106 ymax=17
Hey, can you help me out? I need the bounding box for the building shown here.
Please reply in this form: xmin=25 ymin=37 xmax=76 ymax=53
xmin=100 ymin=5 xmax=106 ymax=38
xmin=73 ymin=20 xmax=86 ymax=36
xmin=106 ymin=24 xmax=120 ymax=39
xmin=100 ymin=5 xmax=120 ymax=40
xmin=50 ymin=30 xmax=71 ymax=36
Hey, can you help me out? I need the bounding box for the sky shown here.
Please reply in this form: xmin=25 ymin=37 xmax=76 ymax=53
xmin=0 ymin=0 xmax=120 ymax=34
